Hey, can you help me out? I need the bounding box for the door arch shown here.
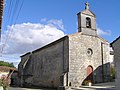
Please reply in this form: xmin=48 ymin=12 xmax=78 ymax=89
xmin=86 ymin=65 xmax=93 ymax=82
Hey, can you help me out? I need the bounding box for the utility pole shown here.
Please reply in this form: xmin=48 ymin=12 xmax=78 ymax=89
xmin=0 ymin=0 xmax=4 ymax=40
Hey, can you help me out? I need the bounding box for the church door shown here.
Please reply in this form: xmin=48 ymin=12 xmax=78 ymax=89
xmin=86 ymin=65 xmax=93 ymax=82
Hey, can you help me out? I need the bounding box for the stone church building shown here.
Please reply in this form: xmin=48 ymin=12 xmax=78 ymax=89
xmin=18 ymin=2 xmax=111 ymax=88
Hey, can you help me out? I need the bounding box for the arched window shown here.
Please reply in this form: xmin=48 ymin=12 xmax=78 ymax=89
xmin=86 ymin=17 xmax=91 ymax=28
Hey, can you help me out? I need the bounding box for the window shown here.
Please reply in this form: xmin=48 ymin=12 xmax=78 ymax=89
xmin=86 ymin=17 xmax=91 ymax=28
xmin=87 ymin=48 xmax=93 ymax=56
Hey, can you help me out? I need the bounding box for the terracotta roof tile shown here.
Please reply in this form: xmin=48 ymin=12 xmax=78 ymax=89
xmin=0 ymin=66 xmax=17 ymax=72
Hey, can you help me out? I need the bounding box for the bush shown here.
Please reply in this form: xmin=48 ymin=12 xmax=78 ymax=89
xmin=82 ymin=80 xmax=92 ymax=86
xmin=0 ymin=75 xmax=10 ymax=90
xmin=110 ymin=66 xmax=116 ymax=79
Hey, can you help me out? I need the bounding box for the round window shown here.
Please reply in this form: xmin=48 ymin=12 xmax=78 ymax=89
xmin=87 ymin=48 xmax=93 ymax=56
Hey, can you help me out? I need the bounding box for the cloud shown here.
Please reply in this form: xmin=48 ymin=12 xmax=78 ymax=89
xmin=97 ymin=27 xmax=111 ymax=36
xmin=40 ymin=19 xmax=64 ymax=30
xmin=40 ymin=18 xmax=48 ymax=22
xmin=0 ymin=19 xmax=65 ymax=67
xmin=1 ymin=20 xmax=65 ymax=55
xmin=48 ymin=19 xmax=64 ymax=30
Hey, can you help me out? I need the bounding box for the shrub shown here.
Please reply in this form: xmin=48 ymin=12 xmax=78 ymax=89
xmin=83 ymin=80 xmax=92 ymax=86
xmin=0 ymin=75 xmax=10 ymax=90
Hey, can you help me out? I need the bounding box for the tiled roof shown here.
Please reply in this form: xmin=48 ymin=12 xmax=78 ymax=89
xmin=111 ymin=36 xmax=120 ymax=45
xmin=0 ymin=66 xmax=17 ymax=72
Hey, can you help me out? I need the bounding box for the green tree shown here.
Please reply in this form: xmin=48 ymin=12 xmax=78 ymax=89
xmin=0 ymin=61 xmax=15 ymax=67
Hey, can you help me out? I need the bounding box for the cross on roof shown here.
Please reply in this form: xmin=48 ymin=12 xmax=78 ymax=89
xmin=85 ymin=2 xmax=89 ymax=10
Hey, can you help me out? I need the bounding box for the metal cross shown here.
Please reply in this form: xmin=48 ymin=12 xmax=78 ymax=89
xmin=85 ymin=2 xmax=89 ymax=9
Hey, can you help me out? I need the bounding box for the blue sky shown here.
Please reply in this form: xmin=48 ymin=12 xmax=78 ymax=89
xmin=0 ymin=0 xmax=120 ymax=67
xmin=15 ymin=0 xmax=120 ymax=40
xmin=3 ymin=0 xmax=120 ymax=40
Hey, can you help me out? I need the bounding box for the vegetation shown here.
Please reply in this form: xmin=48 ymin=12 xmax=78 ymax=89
xmin=0 ymin=61 xmax=15 ymax=67
xmin=82 ymin=80 xmax=92 ymax=86
xmin=110 ymin=66 xmax=116 ymax=81
xmin=0 ymin=75 xmax=10 ymax=90
xmin=110 ymin=66 xmax=116 ymax=80
xmin=0 ymin=61 xmax=15 ymax=89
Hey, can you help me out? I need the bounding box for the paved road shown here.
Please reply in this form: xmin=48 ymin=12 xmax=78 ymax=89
xmin=72 ymin=87 xmax=115 ymax=90
xmin=9 ymin=82 xmax=115 ymax=90
xmin=9 ymin=87 xmax=115 ymax=90
xmin=9 ymin=87 xmax=56 ymax=90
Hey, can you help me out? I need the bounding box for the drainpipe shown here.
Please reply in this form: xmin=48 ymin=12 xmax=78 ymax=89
xmin=101 ymin=42 xmax=104 ymax=82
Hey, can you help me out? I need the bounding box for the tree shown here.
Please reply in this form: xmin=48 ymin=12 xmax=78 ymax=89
xmin=0 ymin=61 xmax=15 ymax=67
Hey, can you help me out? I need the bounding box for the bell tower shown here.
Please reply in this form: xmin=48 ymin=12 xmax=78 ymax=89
xmin=77 ymin=2 xmax=97 ymax=36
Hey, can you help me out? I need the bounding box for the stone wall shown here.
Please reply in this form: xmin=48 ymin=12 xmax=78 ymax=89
xmin=111 ymin=37 xmax=120 ymax=90
xmin=31 ymin=36 xmax=69 ymax=88
xmin=18 ymin=52 xmax=32 ymax=87
xmin=68 ymin=33 xmax=110 ymax=86
xmin=77 ymin=10 xmax=97 ymax=36
xmin=19 ymin=36 xmax=69 ymax=88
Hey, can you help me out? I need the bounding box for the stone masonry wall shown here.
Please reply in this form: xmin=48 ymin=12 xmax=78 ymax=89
xmin=112 ymin=38 xmax=120 ymax=90
xmin=80 ymin=14 xmax=97 ymax=36
xmin=68 ymin=33 xmax=110 ymax=86
xmin=18 ymin=52 xmax=32 ymax=86
xmin=31 ymin=36 xmax=69 ymax=88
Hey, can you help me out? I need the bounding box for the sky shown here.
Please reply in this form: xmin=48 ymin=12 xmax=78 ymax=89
xmin=0 ymin=0 xmax=120 ymax=67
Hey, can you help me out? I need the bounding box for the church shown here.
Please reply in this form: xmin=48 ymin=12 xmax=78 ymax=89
xmin=18 ymin=2 xmax=111 ymax=88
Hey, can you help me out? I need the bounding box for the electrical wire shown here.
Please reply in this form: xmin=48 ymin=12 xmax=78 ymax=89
xmin=0 ymin=0 xmax=25 ymax=56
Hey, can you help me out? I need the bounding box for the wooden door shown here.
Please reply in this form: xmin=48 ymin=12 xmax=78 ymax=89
xmin=86 ymin=66 xmax=93 ymax=82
